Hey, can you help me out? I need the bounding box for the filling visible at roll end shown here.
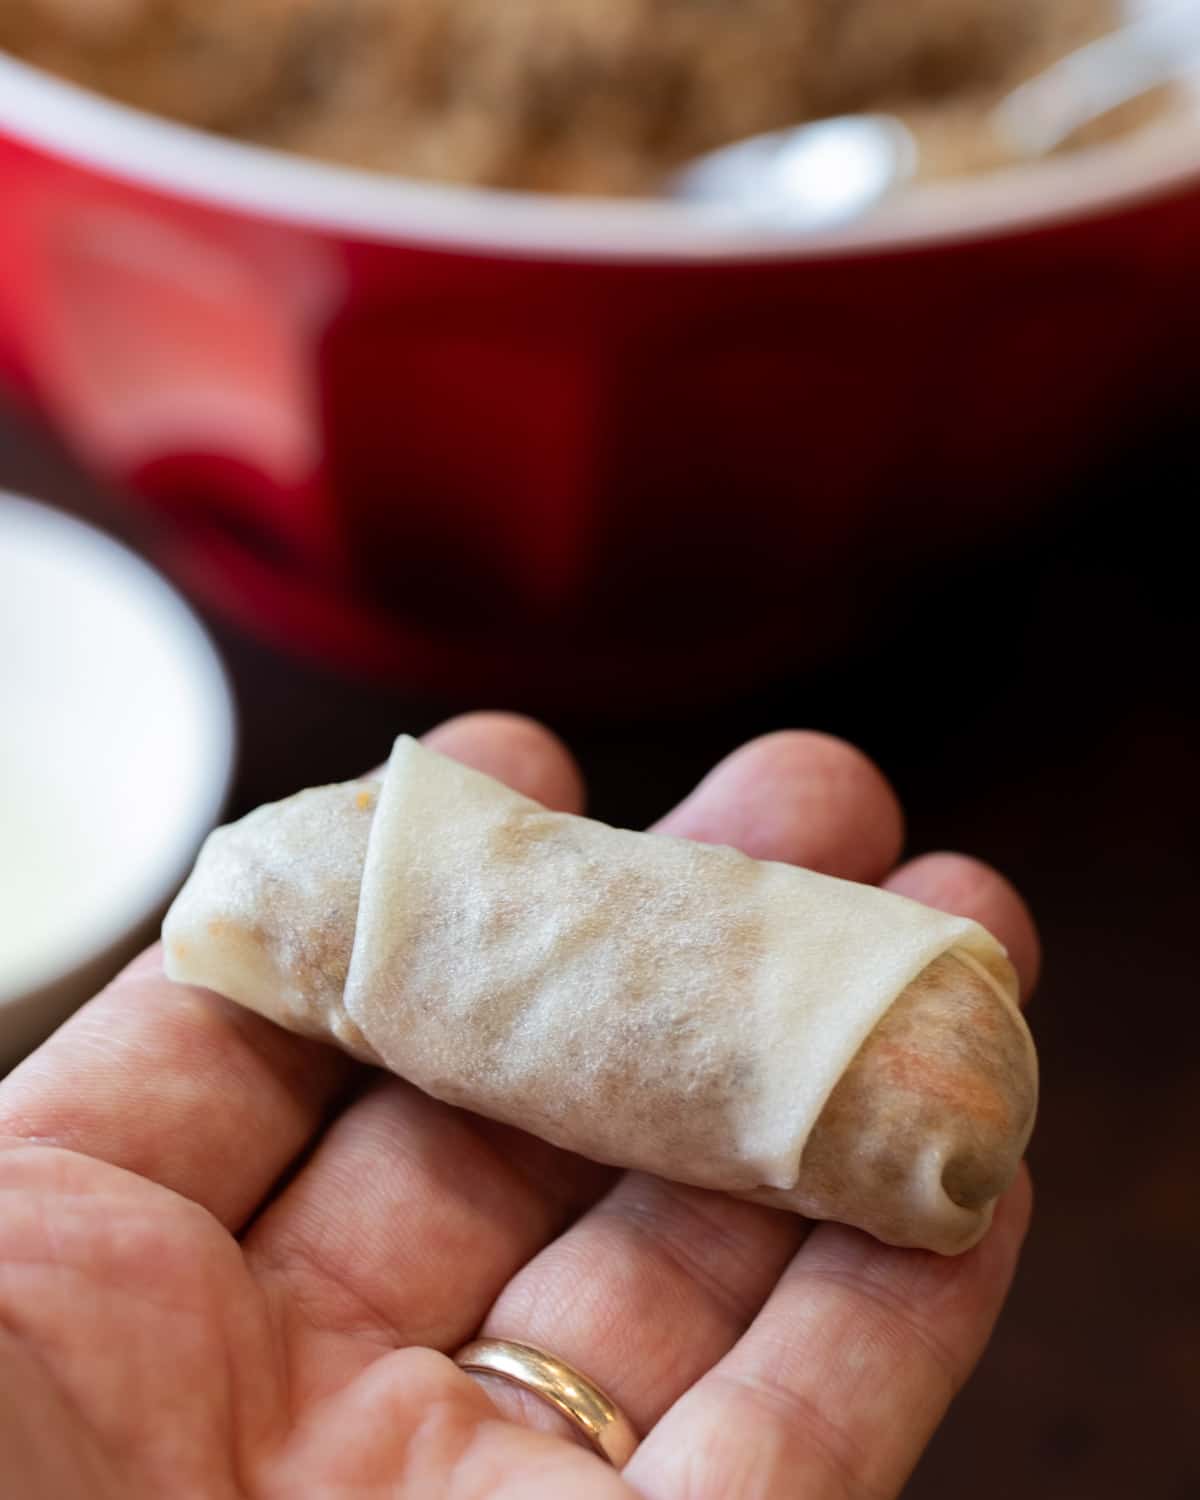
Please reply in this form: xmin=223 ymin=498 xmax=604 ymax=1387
xmin=162 ymin=780 xmax=381 ymax=1062
xmin=749 ymin=947 xmax=1036 ymax=1254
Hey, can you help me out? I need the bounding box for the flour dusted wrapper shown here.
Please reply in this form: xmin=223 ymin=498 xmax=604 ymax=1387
xmin=164 ymin=737 xmax=1037 ymax=1253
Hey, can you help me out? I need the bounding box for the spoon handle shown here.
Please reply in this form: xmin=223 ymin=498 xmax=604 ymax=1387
xmin=993 ymin=1 xmax=1200 ymax=156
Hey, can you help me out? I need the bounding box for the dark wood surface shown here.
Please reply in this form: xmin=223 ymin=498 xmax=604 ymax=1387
xmin=2 ymin=398 xmax=1196 ymax=1498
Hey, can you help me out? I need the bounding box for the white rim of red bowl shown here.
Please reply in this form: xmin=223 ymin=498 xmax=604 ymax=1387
xmin=2 ymin=52 xmax=1200 ymax=261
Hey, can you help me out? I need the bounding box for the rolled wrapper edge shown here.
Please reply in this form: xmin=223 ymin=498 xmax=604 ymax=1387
xmin=342 ymin=736 xmax=1024 ymax=1199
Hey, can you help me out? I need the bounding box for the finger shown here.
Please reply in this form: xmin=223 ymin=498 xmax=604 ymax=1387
xmin=0 ymin=948 xmax=352 ymax=1232
xmin=423 ymin=712 xmax=586 ymax=815
xmin=244 ymin=1077 xmax=614 ymax=1392
xmin=655 ymin=730 xmax=905 ymax=880
xmin=474 ymin=732 xmax=905 ymax=1441
xmin=0 ymin=713 xmax=583 ymax=1232
xmin=260 ymin=1348 xmax=629 ymax=1499
xmin=626 ymin=1169 xmax=1033 ymax=1499
xmin=886 ymin=851 xmax=1041 ymax=1000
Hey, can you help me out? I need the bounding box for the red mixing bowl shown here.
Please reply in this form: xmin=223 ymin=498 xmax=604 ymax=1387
xmin=1 ymin=55 xmax=1198 ymax=706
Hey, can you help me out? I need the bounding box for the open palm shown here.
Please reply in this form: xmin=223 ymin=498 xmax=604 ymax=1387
xmin=0 ymin=713 xmax=1038 ymax=1500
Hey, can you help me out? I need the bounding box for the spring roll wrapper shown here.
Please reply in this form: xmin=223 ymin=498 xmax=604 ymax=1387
xmin=165 ymin=736 xmax=1035 ymax=1250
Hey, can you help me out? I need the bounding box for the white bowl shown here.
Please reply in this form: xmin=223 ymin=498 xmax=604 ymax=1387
xmin=0 ymin=493 xmax=236 ymax=1071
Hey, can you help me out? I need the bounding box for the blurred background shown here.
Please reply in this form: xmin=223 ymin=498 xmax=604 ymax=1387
xmin=2 ymin=11 xmax=1199 ymax=1495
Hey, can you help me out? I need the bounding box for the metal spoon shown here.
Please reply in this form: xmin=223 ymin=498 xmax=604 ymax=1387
xmin=669 ymin=0 xmax=1200 ymax=229
xmin=667 ymin=112 xmax=919 ymax=230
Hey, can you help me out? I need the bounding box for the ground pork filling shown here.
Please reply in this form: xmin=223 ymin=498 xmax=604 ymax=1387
xmin=0 ymin=0 xmax=1172 ymax=193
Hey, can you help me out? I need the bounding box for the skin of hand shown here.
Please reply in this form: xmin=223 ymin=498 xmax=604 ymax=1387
xmin=0 ymin=712 xmax=1039 ymax=1500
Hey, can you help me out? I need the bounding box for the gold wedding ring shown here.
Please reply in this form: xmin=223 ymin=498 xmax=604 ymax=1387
xmin=454 ymin=1338 xmax=639 ymax=1468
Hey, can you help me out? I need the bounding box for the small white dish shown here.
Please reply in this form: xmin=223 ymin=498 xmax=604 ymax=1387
xmin=0 ymin=492 xmax=236 ymax=1072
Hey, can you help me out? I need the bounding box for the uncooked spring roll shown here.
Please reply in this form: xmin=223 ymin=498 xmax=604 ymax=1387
xmin=163 ymin=736 xmax=1037 ymax=1254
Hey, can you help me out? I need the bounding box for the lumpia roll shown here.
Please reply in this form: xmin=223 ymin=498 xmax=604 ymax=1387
xmin=163 ymin=737 xmax=1036 ymax=1254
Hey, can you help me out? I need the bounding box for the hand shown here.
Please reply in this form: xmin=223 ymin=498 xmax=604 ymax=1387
xmin=0 ymin=713 xmax=1038 ymax=1500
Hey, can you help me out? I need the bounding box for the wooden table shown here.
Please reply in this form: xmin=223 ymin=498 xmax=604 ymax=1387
xmin=2 ymin=398 xmax=1196 ymax=1498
